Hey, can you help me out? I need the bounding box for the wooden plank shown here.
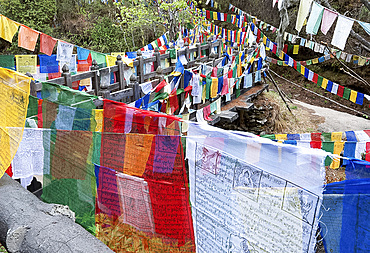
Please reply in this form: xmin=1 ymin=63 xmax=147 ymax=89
xmin=108 ymin=88 xmax=134 ymax=101
xmin=71 ymin=72 xmax=95 ymax=82
xmin=143 ymin=57 xmax=156 ymax=64
xmin=47 ymin=77 xmax=65 ymax=85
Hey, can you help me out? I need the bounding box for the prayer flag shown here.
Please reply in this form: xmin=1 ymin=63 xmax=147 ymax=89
xmin=321 ymin=8 xmax=338 ymax=35
xmin=40 ymin=33 xmax=57 ymax=56
xmin=0 ymin=15 xmax=19 ymax=42
xmin=15 ymin=55 xmax=37 ymax=74
xmin=331 ymin=15 xmax=354 ymax=50
xmin=18 ymin=25 xmax=39 ymax=51
xmin=349 ymin=90 xmax=357 ymax=103
xmin=77 ymin=47 xmax=90 ymax=60
xmin=306 ymin=2 xmax=324 ymax=35
xmin=56 ymin=41 xmax=74 ymax=62
xmin=0 ymin=55 xmax=15 ymax=70
xmin=295 ymin=0 xmax=313 ymax=32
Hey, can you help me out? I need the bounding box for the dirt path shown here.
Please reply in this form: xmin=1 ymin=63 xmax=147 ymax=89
xmin=293 ymin=100 xmax=370 ymax=132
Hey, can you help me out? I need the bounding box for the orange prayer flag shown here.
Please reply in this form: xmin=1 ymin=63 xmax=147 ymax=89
xmin=40 ymin=33 xmax=57 ymax=56
xmin=0 ymin=15 xmax=19 ymax=42
xmin=18 ymin=25 xmax=39 ymax=51
xmin=123 ymin=134 xmax=154 ymax=177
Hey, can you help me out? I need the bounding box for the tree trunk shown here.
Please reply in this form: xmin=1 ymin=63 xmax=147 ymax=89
xmin=0 ymin=174 xmax=114 ymax=253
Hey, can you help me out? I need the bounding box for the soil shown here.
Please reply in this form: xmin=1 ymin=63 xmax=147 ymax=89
xmin=268 ymin=64 xmax=370 ymax=119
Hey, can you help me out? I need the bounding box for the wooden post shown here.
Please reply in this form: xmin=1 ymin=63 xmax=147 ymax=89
xmin=184 ymin=41 xmax=189 ymax=65
xmin=196 ymin=42 xmax=201 ymax=62
xmin=217 ymin=39 xmax=223 ymax=58
xmin=115 ymin=55 xmax=125 ymax=90
xmin=91 ymin=60 xmax=100 ymax=96
xmin=207 ymin=36 xmax=213 ymax=61
xmin=136 ymin=50 xmax=144 ymax=83
xmin=155 ymin=66 xmax=164 ymax=83
xmin=129 ymin=74 xmax=140 ymax=102
xmin=61 ymin=64 xmax=72 ymax=88
xmin=153 ymin=47 xmax=160 ymax=71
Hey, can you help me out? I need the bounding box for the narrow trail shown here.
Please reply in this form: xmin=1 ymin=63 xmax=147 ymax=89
xmin=293 ymin=100 xmax=370 ymax=132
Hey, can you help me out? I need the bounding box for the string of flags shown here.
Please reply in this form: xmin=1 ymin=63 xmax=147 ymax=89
xmin=261 ymin=130 xmax=370 ymax=169
xmin=187 ymin=2 xmax=369 ymax=105
xmin=295 ymin=0 xmax=370 ymax=50
xmin=227 ymin=3 xmax=370 ymax=65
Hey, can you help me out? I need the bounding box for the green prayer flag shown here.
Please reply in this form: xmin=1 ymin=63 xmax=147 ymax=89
xmin=0 ymin=55 xmax=15 ymax=70
xmin=232 ymin=65 xmax=237 ymax=78
xmin=235 ymin=79 xmax=240 ymax=98
xmin=343 ymin=87 xmax=351 ymax=100
xmin=261 ymin=134 xmax=275 ymax=140
xmin=227 ymin=14 xmax=232 ymax=23
xmin=296 ymin=62 xmax=301 ymax=73
xmin=277 ymin=61 xmax=283 ymax=66
xmin=321 ymin=141 xmax=334 ymax=166
xmin=90 ymin=51 xmax=107 ymax=68
xmin=152 ymin=92 xmax=169 ymax=102
xmin=169 ymin=48 xmax=177 ymax=59
xmin=306 ymin=60 xmax=312 ymax=65
xmin=176 ymin=88 xmax=184 ymax=95
xmin=322 ymin=133 xmax=332 ymax=142
xmin=288 ymin=45 xmax=293 ymax=52
xmin=317 ymin=75 xmax=323 ymax=87
xmin=206 ymin=77 xmax=212 ymax=100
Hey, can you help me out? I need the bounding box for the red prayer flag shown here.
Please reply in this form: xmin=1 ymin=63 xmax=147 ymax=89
xmin=169 ymin=90 xmax=179 ymax=115
xmin=337 ymin=85 xmax=344 ymax=97
xmin=366 ymin=142 xmax=370 ymax=162
xmin=5 ymin=165 xmax=13 ymax=177
xmin=40 ymin=33 xmax=57 ymax=56
xmin=310 ymin=141 xmax=322 ymax=149
xmin=256 ymin=29 xmax=261 ymax=43
xmin=206 ymin=10 xmax=210 ymax=19
xmin=312 ymin=73 xmax=318 ymax=84
xmin=311 ymin=133 xmax=322 ymax=141
xmin=18 ymin=25 xmax=39 ymax=51
xmin=203 ymin=105 xmax=212 ymax=121
xmin=154 ymin=80 xmax=167 ymax=92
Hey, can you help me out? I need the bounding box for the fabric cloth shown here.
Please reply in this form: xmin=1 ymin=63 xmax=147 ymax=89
xmin=40 ymin=33 xmax=57 ymax=56
xmin=306 ymin=2 xmax=324 ymax=35
xmin=15 ymin=55 xmax=37 ymax=74
xmin=56 ymin=41 xmax=74 ymax=62
xmin=39 ymin=55 xmax=59 ymax=73
xmin=77 ymin=46 xmax=90 ymax=60
xmin=358 ymin=20 xmax=370 ymax=35
xmin=18 ymin=25 xmax=39 ymax=51
xmin=320 ymin=8 xmax=338 ymax=35
xmin=0 ymin=15 xmax=19 ymax=42
xmin=295 ymin=0 xmax=313 ymax=32
xmin=0 ymin=55 xmax=15 ymax=70
xmin=331 ymin=15 xmax=354 ymax=50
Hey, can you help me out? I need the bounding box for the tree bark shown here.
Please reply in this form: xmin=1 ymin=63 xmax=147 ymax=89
xmin=0 ymin=174 xmax=114 ymax=253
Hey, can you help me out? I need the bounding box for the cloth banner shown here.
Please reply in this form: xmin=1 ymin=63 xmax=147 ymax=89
xmin=186 ymin=123 xmax=327 ymax=252
xmin=0 ymin=68 xmax=31 ymax=178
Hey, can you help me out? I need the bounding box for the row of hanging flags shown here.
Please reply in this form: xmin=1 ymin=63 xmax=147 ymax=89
xmin=3 ymin=67 xmax=370 ymax=253
xmin=128 ymin=47 xmax=264 ymax=122
xmin=0 ymin=13 xmax=169 ymax=70
xmin=214 ymin=3 xmax=370 ymax=66
xmin=261 ymin=130 xmax=370 ymax=169
xmin=186 ymin=1 xmax=369 ymax=106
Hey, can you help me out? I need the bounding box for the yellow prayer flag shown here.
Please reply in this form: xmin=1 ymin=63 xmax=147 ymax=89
xmin=92 ymin=109 xmax=103 ymax=132
xmin=237 ymin=64 xmax=242 ymax=77
xmin=279 ymin=51 xmax=284 ymax=60
xmin=331 ymin=132 xmax=343 ymax=141
xmin=213 ymin=12 xmax=218 ymax=20
xmin=106 ymin=55 xmax=116 ymax=67
xmin=358 ymin=57 xmax=366 ymax=66
xmin=300 ymin=65 xmax=306 ymax=75
xmin=293 ymin=45 xmax=299 ymax=54
xmin=0 ymin=15 xmax=19 ymax=43
xmin=111 ymin=52 xmax=125 ymax=57
xmin=123 ymin=134 xmax=154 ymax=177
xmin=321 ymin=78 xmax=328 ymax=89
xmin=0 ymin=67 xmax=31 ymax=178
xmin=15 ymin=55 xmax=37 ymax=74
xmin=330 ymin=141 xmax=344 ymax=169
xmin=211 ymin=78 xmax=218 ymax=98
xmin=275 ymin=134 xmax=287 ymax=140
xmin=349 ymin=90 xmax=357 ymax=103
xmin=312 ymin=58 xmax=319 ymax=64
xmin=263 ymin=36 xmax=267 ymax=45
xmin=181 ymin=113 xmax=189 ymax=133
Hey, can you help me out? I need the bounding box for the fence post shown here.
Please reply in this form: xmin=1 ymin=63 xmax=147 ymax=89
xmin=129 ymin=74 xmax=140 ymax=102
xmin=154 ymin=47 xmax=160 ymax=71
xmin=61 ymin=64 xmax=72 ymax=88
xmin=207 ymin=36 xmax=213 ymax=61
xmin=136 ymin=50 xmax=144 ymax=83
xmin=91 ymin=60 xmax=100 ymax=96
xmin=184 ymin=41 xmax=189 ymax=65
xmin=115 ymin=55 xmax=125 ymax=90
xmin=155 ymin=66 xmax=164 ymax=83
xmin=217 ymin=38 xmax=223 ymax=58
